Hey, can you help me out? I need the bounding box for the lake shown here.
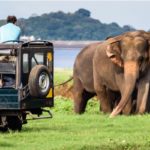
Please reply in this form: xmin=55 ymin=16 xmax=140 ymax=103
xmin=54 ymin=48 xmax=81 ymax=68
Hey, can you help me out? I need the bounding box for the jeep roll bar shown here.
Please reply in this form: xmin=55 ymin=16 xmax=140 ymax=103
xmin=22 ymin=40 xmax=53 ymax=47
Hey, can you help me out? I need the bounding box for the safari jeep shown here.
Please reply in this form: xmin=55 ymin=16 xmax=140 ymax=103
xmin=0 ymin=41 xmax=54 ymax=131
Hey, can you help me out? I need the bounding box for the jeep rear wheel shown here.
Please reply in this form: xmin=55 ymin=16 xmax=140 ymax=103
xmin=7 ymin=116 xmax=22 ymax=131
xmin=28 ymin=65 xmax=51 ymax=97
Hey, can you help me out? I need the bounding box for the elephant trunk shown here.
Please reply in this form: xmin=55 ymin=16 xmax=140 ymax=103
xmin=110 ymin=61 xmax=139 ymax=117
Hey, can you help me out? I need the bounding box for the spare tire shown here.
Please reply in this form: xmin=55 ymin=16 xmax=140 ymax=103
xmin=28 ymin=65 xmax=51 ymax=97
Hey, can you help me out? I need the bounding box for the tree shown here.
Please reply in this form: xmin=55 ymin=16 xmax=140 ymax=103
xmin=75 ymin=9 xmax=91 ymax=17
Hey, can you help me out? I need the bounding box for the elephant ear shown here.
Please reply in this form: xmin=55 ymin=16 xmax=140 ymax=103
xmin=106 ymin=42 xmax=123 ymax=67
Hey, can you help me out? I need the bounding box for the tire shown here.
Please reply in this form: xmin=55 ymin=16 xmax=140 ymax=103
xmin=0 ymin=116 xmax=8 ymax=132
xmin=7 ymin=116 xmax=22 ymax=131
xmin=28 ymin=65 xmax=51 ymax=97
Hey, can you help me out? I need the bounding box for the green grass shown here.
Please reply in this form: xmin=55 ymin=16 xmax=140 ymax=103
xmin=1 ymin=99 xmax=150 ymax=150
xmin=54 ymin=68 xmax=72 ymax=85
xmin=0 ymin=69 xmax=150 ymax=150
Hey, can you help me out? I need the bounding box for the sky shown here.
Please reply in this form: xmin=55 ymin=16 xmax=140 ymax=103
xmin=0 ymin=0 xmax=150 ymax=30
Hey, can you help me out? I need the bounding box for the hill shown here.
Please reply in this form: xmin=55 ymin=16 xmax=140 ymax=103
xmin=0 ymin=9 xmax=135 ymax=40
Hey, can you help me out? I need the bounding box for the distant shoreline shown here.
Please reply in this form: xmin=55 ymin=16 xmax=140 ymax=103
xmin=51 ymin=40 xmax=100 ymax=48
xmin=20 ymin=37 xmax=101 ymax=49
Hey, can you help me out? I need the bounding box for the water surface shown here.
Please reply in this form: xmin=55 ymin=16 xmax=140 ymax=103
xmin=54 ymin=48 xmax=81 ymax=68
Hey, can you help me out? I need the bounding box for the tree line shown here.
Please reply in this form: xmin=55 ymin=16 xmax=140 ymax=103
xmin=0 ymin=9 xmax=138 ymax=40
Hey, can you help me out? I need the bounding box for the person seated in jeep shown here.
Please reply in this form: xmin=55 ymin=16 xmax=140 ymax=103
xmin=0 ymin=74 xmax=15 ymax=88
xmin=0 ymin=16 xmax=21 ymax=43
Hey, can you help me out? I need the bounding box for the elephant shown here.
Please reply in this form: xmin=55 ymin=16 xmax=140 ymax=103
xmin=73 ymin=42 xmax=123 ymax=114
xmin=73 ymin=30 xmax=150 ymax=117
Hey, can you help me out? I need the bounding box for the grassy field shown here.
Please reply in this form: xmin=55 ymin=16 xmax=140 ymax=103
xmin=0 ymin=69 xmax=150 ymax=150
xmin=54 ymin=68 xmax=73 ymax=85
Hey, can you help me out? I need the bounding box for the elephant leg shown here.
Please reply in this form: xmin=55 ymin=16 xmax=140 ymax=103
xmin=136 ymin=81 xmax=149 ymax=114
xmin=107 ymin=90 xmax=131 ymax=115
xmin=82 ymin=90 xmax=96 ymax=109
xmin=122 ymin=98 xmax=132 ymax=115
xmin=115 ymin=85 xmax=135 ymax=115
xmin=136 ymin=68 xmax=150 ymax=114
xmin=95 ymin=86 xmax=112 ymax=113
xmin=93 ymin=68 xmax=112 ymax=113
xmin=73 ymin=76 xmax=85 ymax=114
xmin=73 ymin=77 xmax=95 ymax=114
xmin=107 ymin=90 xmax=120 ymax=110
xmin=146 ymin=90 xmax=150 ymax=112
xmin=121 ymin=88 xmax=134 ymax=115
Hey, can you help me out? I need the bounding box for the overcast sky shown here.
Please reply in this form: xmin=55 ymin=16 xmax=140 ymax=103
xmin=0 ymin=0 xmax=150 ymax=30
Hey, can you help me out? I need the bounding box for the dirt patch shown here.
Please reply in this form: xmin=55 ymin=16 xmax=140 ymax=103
xmin=55 ymin=84 xmax=73 ymax=99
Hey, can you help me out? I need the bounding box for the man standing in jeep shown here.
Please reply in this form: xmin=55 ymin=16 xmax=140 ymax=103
xmin=0 ymin=16 xmax=21 ymax=43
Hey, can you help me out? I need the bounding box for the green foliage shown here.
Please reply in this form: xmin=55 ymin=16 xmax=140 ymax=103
xmin=75 ymin=8 xmax=91 ymax=17
xmin=0 ymin=9 xmax=136 ymax=40
xmin=53 ymin=96 xmax=74 ymax=114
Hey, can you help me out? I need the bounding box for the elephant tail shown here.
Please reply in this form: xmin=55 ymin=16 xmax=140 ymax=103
xmin=55 ymin=76 xmax=73 ymax=87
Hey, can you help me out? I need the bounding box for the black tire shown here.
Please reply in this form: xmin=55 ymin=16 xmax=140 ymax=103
xmin=0 ymin=127 xmax=8 ymax=132
xmin=7 ymin=116 xmax=22 ymax=131
xmin=28 ymin=65 xmax=51 ymax=97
